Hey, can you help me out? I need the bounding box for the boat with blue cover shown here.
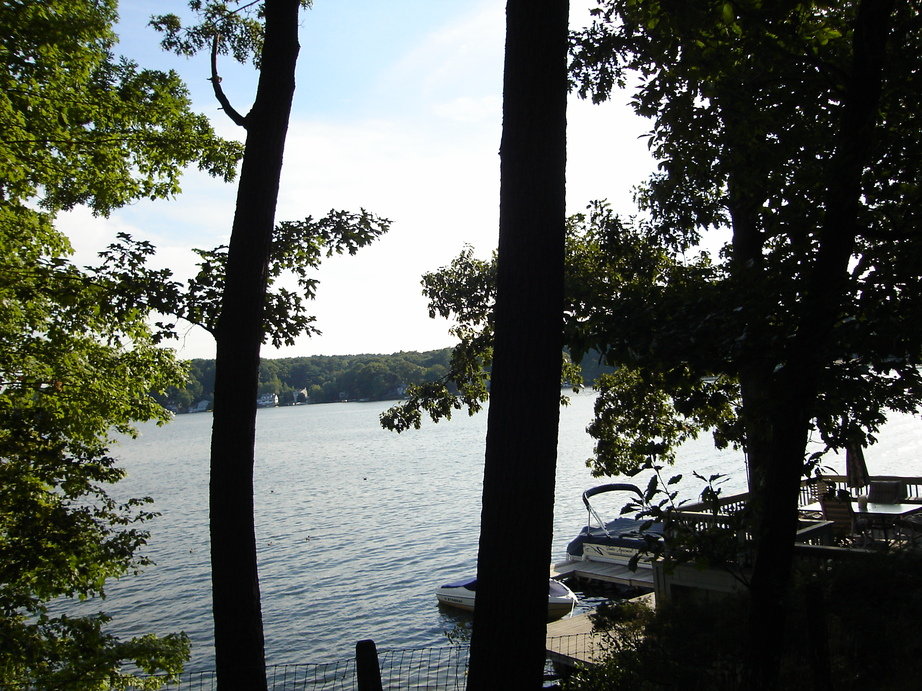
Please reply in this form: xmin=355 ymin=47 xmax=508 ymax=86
xmin=566 ymin=483 xmax=665 ymax=563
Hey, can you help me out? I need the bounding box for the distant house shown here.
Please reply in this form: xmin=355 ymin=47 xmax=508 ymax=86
xmin=189 ymin=399 xmax=210 ymax=413
xmin=257 ymin=392 xmax=279 ymax=408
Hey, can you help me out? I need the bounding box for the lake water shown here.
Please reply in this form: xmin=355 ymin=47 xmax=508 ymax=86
xmin=91 ymin=393 xmax=920 ymax=671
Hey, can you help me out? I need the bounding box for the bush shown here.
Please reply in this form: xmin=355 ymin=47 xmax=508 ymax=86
xmin=564 ymin=550 xmax=922 ymax=690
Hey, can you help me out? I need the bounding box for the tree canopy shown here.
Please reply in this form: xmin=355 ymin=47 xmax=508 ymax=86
xmin=0 ymin=0 xmax=240 ymax=216
xmin=397 ymin=1 xmax=920 ymax=685
xmin=150 ymin=2 xmax=372 ymax=686
xmin=391 ymin=0 xmax=922 ymax=480
xmin=569 ymin=0 xmax=922 ymax=466
xmin=0 ymin=0 xmax=241 ymax=686
xmin=382 ymin=204 xmax=740 ymax=473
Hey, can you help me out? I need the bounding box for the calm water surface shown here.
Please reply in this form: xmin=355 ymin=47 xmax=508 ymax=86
xmin=95 ymin=393 xmax=920 ymax=670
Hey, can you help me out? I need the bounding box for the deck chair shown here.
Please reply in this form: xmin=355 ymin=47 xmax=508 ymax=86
xmin=810 ymin=478 xmax=837 ymax=503
xmin=819 ymin=495 xmax=868 ymax=544
xmin=894 ymin=514 xmax=922 ymax=549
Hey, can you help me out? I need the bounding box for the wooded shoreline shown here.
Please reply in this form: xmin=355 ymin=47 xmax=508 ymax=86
xmin=157 ymin=348 xmax=615 ymax=412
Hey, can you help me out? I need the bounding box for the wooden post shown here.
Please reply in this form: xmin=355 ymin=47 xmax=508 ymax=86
xmin=355 ymin=639 xmax=383 ymax=691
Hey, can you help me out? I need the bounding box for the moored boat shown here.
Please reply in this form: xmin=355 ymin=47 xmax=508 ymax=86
xmin=566 ymin=483 xmax=665 ymax=563
xmin=435 ymin=577 xmax=578 ymax=620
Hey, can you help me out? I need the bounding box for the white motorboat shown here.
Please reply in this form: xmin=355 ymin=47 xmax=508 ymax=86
xmin=566 ymin=483 xmax=665 ymax=563
xmin=435 ymin=576 xmax=577 ymax=620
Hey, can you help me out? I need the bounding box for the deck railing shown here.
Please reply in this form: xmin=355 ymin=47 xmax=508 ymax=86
xmin=682 ymin=475 xmax=922 ymax=515
xmin=680 ymin=491 xmax=750 ymax=515
xmin=801 ymin=474 xmax=922 ymax=503
xmin=667 ymin=474 xmax=922 ymax=552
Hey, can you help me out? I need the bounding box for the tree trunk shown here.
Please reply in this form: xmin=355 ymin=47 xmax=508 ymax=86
xmin=466 ymin=1 xmax=568 ymax=688
xmin=745 ymin=2 xmax=894 ymax=686
xmin=726 ymin=141 xmax=773 ymax=498
xmin=209 ymin=2 xmax=301 ymax=688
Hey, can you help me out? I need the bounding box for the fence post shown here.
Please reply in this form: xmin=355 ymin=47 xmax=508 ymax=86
xmin=356 ymin=639 xmax=383 ymax=691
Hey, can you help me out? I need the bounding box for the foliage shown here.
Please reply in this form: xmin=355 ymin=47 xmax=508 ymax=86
xmin=0 ymin=213 xmax=192 ymax=687
xmin=380 ymin=247 xmax=497 ymax=432
xmin=92 ymin=208 xmax=390 ymax=350
xmin=389 ymin=1 xmax=922 ymax=479
xmin=159 ymin=347 xmax=612 ymax=413
xmin=569 ymin=0 xmax=922 ymax=459
xmin=562 ymin=551 xmax=922 ymax=690
xmin=562 ymin=595 xmax=749 ymax=690
xmin=0 ymin=0 xmax=241 ymax=685
xmin=570 ymin=3 xmax=919 ymax=685
xmin=381 ymin=203 xmax=738 ymax=468
xmin=151 ymin=0 xmax=312 ymax=68
xmin=382 ymin=213 xmax=653 ymax=434
xmin=610 ymin=461 xmax=744 ymax=573
xmin=0 ymin=0 xmax=241 ymax=216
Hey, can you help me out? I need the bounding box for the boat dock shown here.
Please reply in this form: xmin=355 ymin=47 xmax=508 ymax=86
xmin=546 ymin=592 xmax=655 ymax=670
xmin=545 ymin=612 xmax=605 ymax=667
xmin=550 ymin=558 xmax=655 ymax=589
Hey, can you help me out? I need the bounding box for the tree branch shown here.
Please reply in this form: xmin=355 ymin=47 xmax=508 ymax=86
xmin=210 ymin=33 xmax=248 ymax=128
xmin=229 ymin=0 xmax=263 ymax=15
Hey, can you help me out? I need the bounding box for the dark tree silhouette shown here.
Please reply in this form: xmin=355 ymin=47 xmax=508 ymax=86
xmin=466 ymin=1 xmax=569 ymax=688
xmin=746 ymin=1 xmax=895 ymax=684
xmin=206 ymin=1 xmax=302 ymax=688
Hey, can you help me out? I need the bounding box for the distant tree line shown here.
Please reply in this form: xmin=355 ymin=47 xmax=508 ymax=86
xmin=155 ymin=348 xmax=613 ymax=412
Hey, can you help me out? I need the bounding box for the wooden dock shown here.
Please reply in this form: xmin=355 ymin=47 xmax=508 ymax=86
xmin=550 ymin=558 xmax=655 ymax=589
xmin=545 ymin=592 xmax=655 ymax=669
xmin=545 ymin=612 xmax=606 ymax=667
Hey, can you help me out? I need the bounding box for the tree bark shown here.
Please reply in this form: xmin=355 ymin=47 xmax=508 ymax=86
xmin=209 ymin=1 xmax=301 ymax=688
xmin=466 ymin=1 xmax=568 ymax=688
xmin=745 ymin=2 xmax=894 ymax=686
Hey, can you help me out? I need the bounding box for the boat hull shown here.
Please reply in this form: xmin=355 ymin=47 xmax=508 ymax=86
xmin=435 ymin=578 xmax=577 ymax=620
xmin=435 ymin=590 xmax=476 ymax=612
xmin=566 ymin=517 xmax=664 ymax=564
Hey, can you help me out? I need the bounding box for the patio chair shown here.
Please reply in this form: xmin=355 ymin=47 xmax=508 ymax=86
xmin=810 ymin=478 xmax=837 ymax=503
xmin=819 ymin=495 xmax=868 ymax=545
xmin=894 ymin=514 xmax=922 ymax=549
xmin=800 ymin=479 xmax=837 ymax=520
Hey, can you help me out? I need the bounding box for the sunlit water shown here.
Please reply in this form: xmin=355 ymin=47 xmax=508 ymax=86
xmin=82 ymin=393 xmax=921 ymax=670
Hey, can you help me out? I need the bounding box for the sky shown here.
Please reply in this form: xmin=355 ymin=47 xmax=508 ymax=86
xmin=60 ymin=0 xmax=656 ymax=361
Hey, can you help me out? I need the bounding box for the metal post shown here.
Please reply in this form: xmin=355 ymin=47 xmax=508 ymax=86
xmin=355 ymin=639 xmax=383 ymax=691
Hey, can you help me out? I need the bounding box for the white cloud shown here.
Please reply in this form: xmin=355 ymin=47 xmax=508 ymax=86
xmin=380 ymin=1 xmax=505 ymax=108
xmin=59 ymin=0 xmax=656 ymax=361
xmin=432 ymin=95 xmax=502 ymax=124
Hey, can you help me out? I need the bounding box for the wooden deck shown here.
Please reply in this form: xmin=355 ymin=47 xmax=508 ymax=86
xmin=550 ymin=558 xmax=655 ymax=589
xmin=545 ymin=592 xmax=655 ymax=669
